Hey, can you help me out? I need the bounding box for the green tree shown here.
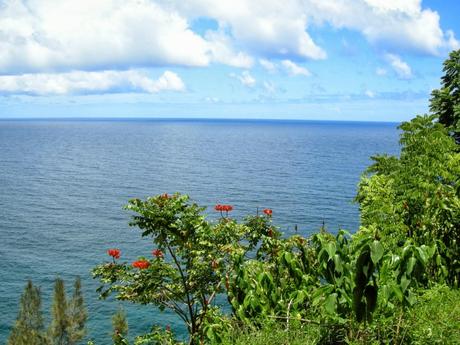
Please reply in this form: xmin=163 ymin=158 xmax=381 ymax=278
xmin=93 ymin=194 xmax=274 ymax=344
xmin=357 ymin=49 xmax=460 ymax=286
xmin=8 ymin=280 xmax=49 ymax=345
xmin=67 ymin=277 xmax=88 ymax=344
xmin=111 ymin=307 xmax=128 ymax=344
xmin=49 ymin=278 xmax=69 ymax=345
xmin=430 ymin=49 xmax=460 ymax=141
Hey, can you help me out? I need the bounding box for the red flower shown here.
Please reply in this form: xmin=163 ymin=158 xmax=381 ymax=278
xmin=160 ymin=193 xmax=169 ymax=199
xmin=132 ymin=260 xmax=150 ymax=269
xmin=215 ymin=204 xmax=233 ymax=212
xmin=263 ymin=208 xmax=273 ymax=216
xmin=152 ymin=249 xmax=164 ymax=258
xmin=107 ymin=249 xmax=121 ymax=259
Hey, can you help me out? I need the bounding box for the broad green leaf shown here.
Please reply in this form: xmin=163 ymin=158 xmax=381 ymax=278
xmin=370 ymin=240 xmax=384 ymax=264
xmin=406 ymin=257 xmax=417 ymax=276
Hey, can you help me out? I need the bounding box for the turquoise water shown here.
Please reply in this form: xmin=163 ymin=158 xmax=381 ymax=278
xmin=0 ymin=119 xmax=399 ymax=343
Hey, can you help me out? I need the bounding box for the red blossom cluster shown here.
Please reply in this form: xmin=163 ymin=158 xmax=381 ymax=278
xmin=263 ymin=208 xmax=273 ymax=216
xmin=107 ymin=248 xmax=121 ymax=259
xmin=132 ymin=260 xmax=150 ymax=269
xmin=152 ymin=249 xmax=164 ymax=258
xmin=214 ymin=204 xmax=233 ymax=212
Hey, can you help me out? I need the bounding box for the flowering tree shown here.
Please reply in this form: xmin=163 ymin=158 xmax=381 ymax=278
xmin=92 ymin=193 xmax=276 ymax=344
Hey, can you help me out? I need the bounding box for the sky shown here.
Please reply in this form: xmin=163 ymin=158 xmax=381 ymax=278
xmin=0 ymin=0 xmax=459 ymax=121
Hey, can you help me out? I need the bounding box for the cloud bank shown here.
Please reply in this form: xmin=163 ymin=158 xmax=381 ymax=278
xmin=0 ymin=0 xmax=458 ymax=95
xmin=1 ymin=0 xmax=457 ymax=74
xmin=0 ymin=70 xmax=185 ymax=95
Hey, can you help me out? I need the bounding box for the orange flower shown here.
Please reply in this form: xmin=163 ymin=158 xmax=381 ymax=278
xmin=152 ymin=249 xmax=164 ymax=258
xmin=107 ymin=249 xmax=121 ymax=259
xmin=132 ymin=260 xmax=150 ymax=269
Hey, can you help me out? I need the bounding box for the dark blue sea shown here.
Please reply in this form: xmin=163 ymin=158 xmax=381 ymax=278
xmin=0 ymin=118 xmax=400 ymax=344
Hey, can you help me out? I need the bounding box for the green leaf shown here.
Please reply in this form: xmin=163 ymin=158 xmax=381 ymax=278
xmin=370 ymin=240 xmax=384 ymax=265
xmin=392 ymin=285 xmax=404 ymax=302
xmin=416 ymin=246 xmax=428 ymax=265
xmin=400 ymin=275 xmax=410 ymax=292
xmin=324 ymin=293 xmax=337 ymax=314
xmin=325 ymin=242 xmax=336 ymax=259
xmin=406 ymin=257 xmax=417 ymax=276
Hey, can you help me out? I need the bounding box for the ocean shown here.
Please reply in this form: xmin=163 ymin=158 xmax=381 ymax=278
xmin=0 ymin=118 xmax=399 ymax=343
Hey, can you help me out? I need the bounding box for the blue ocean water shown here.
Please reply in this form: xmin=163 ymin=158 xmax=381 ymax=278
xmin=0 ymin=119 xmax=399 ymax=343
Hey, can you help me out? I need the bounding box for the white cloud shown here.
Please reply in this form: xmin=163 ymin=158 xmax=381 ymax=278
xmin=0 ymin=0 xmax=251 ymax=73
xmin=231 ymin=71 xmax=256 ymax=87
xmin=384 ymin=53 xmax=413 ymax=79
xmin=281 ymin=60 xmax=311 ymax=77
xmin=0 ymin=0 xmax=457 ymax=78
xmin=259 ymin=59 xmax=278 ymax=73
xmin=376 ymin=67 xmax=387 ymax=76
xmin=174 ymin=0 xmax=327 ymax=60
xmin=445 ymin=30 xmax=460 ymax=50
xmin=365 ymin=90 xmax=375 ymax=98
xmin=205 ymin=31 xmax=254 ymax=68
xmin=0 ymin=70 xmax=185 ymax=95
xmin=304 ymin=0 xmax=458 ymax=56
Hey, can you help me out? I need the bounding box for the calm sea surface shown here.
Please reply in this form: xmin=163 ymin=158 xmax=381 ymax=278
xmin=0 ymin=119 xmax=399 ymax=343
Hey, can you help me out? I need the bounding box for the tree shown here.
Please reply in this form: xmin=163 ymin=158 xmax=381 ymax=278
xmin=49 ymin=278 xmax=69 ymax=345
xmin=357 ymin=50 xmax=460 ymax=287
xmin=111 ymin=306 xmax=128 ymax=344
xmin=8 ymin=280 xmax=48 ymax=345
xmin=430 ymin=49 xmax=460 ymax=142
xmin=93 ymin=194 xmax=274 ymax=344
xmin=67 ymin=277 xmax=88 ymax=344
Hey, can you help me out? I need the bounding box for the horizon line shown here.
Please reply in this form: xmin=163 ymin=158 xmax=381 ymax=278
xmin=0 ymin=116 xmax=400 ymax=125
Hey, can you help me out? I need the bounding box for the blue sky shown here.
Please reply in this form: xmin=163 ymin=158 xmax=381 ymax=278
xmin=0 ymin=0 xmax=459 ymax=121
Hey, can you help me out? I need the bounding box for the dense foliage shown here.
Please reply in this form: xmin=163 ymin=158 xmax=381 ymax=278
xmin=429 ymin=49 xmax=460 ymax=141
xmin=90 ymin=49 xmax=460 ymax=345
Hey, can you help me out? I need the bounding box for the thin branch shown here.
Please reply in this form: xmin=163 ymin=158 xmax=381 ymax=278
xmin=166 ymin=243 xmax=196 ymax=332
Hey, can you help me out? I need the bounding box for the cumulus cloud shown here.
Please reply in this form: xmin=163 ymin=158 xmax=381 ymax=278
xmin=0 ymin=0 xmax=457 ymax=78
xmin=445 ymin=30 xmax=460 ymax=50
xmin=384 ymin=53 xmax=413 ymax=79
xmin=0 ymin=70 xmax=185 ymax=95
xmin=305 ymin=0 xmax=458 ymax=56
xmin=281 ymin=60 xmax=311 ymax=76
xmin=0 ymin=0 xmax=250 ymax=73
xmin=205 ymin=31 xmax=254 ymax=68
xmin=174 ymin=0 xmax=327 ymax=60
xmin=231 ymin=71 xmax=256 ymax=87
